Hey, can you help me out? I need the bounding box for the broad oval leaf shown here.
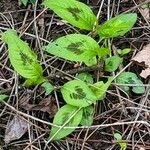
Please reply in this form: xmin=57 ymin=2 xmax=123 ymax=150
xmin=116 ymin=72 xmax=145 ymax=94
xmin=97 ymin=13 xmax=137 ymax=38
xmin=50 ymin=104 xmax=83 ymax=140
xmin=105 ymin=56 xmax=123 ymax=72
xmin=61 ymin=80 xmax=97 ymax=107
xmin=43 ymin=0 xmax=97 ymax=30
xmin=80 ymin=105 xmax=94 ymax=126
xmin=45 ymin=34 xmax=100 ymax=66
xmin=2 ymin=29 xmax=44 ymax=85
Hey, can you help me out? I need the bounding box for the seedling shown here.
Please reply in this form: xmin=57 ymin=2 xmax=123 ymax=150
xmin=114 ymin=132 xmax=127 ymax=150
xmin=1 ymin=0 xmax=145 ymax=141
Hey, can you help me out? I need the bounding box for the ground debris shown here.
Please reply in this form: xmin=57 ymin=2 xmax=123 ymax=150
xmin=132 ymin=43 xmax=150 ymax=78
xmin=140 ymin=4 xmax=150 ymax=21
xmin=4 ymin=116 xmax=28 ymax=144
xmin=19 ymin=95 xmax=57 ymax=118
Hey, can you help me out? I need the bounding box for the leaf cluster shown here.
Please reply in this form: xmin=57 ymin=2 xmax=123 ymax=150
xmin=1 ymin=0 xmax=145 ymax=143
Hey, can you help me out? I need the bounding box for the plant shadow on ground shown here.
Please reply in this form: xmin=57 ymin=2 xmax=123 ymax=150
xmin=0 ymin=0 xmax=150 ymax=150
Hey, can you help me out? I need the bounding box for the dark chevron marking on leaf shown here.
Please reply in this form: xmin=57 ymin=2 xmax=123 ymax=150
xmin=70 ymin=86 xmax=86 ymax=99
xmin=20 ymin=52 xmax=32 ymax=65
xmin=67 ymin=7 xmax=81 ymax=21
xmin=67 ymin=42 xmax=84 ymax=55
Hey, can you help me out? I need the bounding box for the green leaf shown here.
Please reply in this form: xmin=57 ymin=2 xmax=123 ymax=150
xmin=30 ymin=0 xmax=36 ymax=4
xmin=116 ymin=72 xmax=145 ymax=94
xmin=61 ymin=80 xmax=97 ymax=107
xmin=98 ymin=47 xmax=110 ymax=57
xmin=43 ymin=0 xmax=97 ymax=30
xmin=80 ymin=105 xmax=94 ymax=126
xmin=114 ymin=133 xmax=122 ymax=140
xmin=117 ymin=48 xmax=131 ymax=56
xmin=20 ymin=0 xmax=28 ymax=6
xmin=114 ymin=133 xmax=127 ymax=150
xmin=105 ymin=56 xmax=123 ymax=72
xmin=50 ymin=104 xmax=83 ymax=140
xmin=141 ymin=4 xmax=150 ymax=9
xmin=45 ymin=34 xmax=100 ymax=66
xmin=0 ymin=94 xmax=8 ymax=103
xmin=2 ymin=29 xmax=44 ymax=86
xmin=90 ymin=77 xmax=113 ymax=100
xmin=23 ymin=77 xmax=46 ymax=87
xmin=41 ymin=81 xmax=54 ymax=95
xmin=76 ymin=73 xmax=94 ymax=84
xmin=97 ymin=13 xmax=137 ymax=38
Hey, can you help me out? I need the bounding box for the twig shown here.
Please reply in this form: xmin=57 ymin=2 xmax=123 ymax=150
xmin=47 ymin=65 xmax=103 ymax=80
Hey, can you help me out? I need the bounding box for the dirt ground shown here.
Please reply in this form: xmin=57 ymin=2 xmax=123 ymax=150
xmin=0 ymin=0 xmax=150 ymax=150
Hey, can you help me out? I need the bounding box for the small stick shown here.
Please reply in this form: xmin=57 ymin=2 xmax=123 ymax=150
xmin=47 ymin=64 xmax=103 ymax=80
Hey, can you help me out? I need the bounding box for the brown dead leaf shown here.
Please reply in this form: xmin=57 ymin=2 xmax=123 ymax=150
xmin=31 ymin=97 xmax=58 ymax=118
xmin=19 ymin=95 xmax=57 ymax=118
xmin=4 ymin=116 xmax=28 ymax=144
xmin=132 ymin=43 xmax=150 ymax=78
xmin=19 ymin=94 xmax=35 ymax=111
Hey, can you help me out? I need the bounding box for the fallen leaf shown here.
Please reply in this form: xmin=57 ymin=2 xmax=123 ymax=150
xmin=132 ymin=43 xmax=150 ymax=78
xmin=31 ymin=97 xmax=58 ymax=118
xmin=4 ymin=116 xmax=28 ymax=143
xmin=19 ymin=94 xmax=35 ymax=110
xmin=19 ymin=95 xmax=57 ymax=117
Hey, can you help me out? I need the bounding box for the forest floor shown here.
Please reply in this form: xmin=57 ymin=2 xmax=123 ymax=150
xmin=0 ymin=0 xmax=150 ymax=150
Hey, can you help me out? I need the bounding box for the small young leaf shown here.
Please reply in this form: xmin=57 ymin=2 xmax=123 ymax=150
xmin=80 ymin=105 xmax=94 ymax=126
xmin=20 ymin=0 xmax=28 ymax=6
xmin=43 ymin=0 xmax=97 ymax=30
xmin=45 ymin=34 xmax=100 ymax=66
xmin=117 ymin=48 xmax=131 ymax=56
xmin=50 ymin=104 xmax=83 ymax=140
xmin=61 ymin=80 xmax=97 ymax=107
xmin=114 ymin=133 xmax=127 ymax=150
xmin=90 ymin=77 xmax=113 ymax=100
xmin=41 ymin=81 xmax=54 ymax=95
xmin=116 ymin=72 xmax=145 ymax=94
xmin=114 ymin=133 xmax=122 ymax=140
xmin=97 ymin=13 xmax=137 ymax=38
xmin=76 ymin=73 xmax=94 ymax=84
xmin=0 ymin=94 xmax=8 ymax=103
xmin=105 ymin=56 xmax=123 ymax=72
xmin=2 ymin=29 xmax=44 ymax=86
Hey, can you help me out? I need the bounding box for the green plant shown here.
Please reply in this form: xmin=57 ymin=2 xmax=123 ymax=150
xmin=0 ymin=94 xmax=8 ymax=103
xmin=116 ymin=72 xmax=145 ymax=94
xmin=20 ymin=0 xmax=36 ymax=6
xmin=114 ymin=132 xmax=127 ymax=150
xmin=1 ymin=29 xmax=45 ymax=87
xmin=1 ymin=0 xmax=145 ymax=141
